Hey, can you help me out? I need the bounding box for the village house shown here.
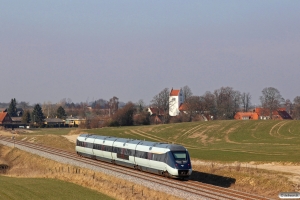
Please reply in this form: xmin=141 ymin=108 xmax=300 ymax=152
xmin=44 ymin=117 xmax=65 ymax=127
xmin=0 ymin=111 xmax=12 ymax=128
xmin=147 ymin=107 xmax=164 ymax=124
xmin=234 ymin=108 xmax=292 ymax=120
xmin=64 ymin=115 xmax=86 ymax=127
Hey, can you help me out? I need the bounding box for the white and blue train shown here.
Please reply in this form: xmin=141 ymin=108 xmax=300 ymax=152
xmin=76 ymin=134 xmax=192 ymax=178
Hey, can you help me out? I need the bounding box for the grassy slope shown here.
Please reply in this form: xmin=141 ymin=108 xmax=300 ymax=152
xmin=0 ymin=176 xmax=114 ymax=200
xmin=82 ymin=120 xmax=300 ymax=162
xmin=0 ymin=146 xmax=181 ymax=200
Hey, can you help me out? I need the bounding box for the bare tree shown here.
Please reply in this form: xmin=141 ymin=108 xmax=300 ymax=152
xmin=233 ymin=90 xmax=241 ymax=114
xmin=136 ymin=99 xmax=146 ymax=113
xmin=182 ymin=85 xmax=193 ymax=102
xmin=109 ymin=96 xmax=119 ymax=116
xmin=42 ymin=101 xmax=58 ymax=118
xmin=284 ymin=99 xmax=292 ymax=115
xmin=202 ymin=91 xmax=217 ymax=117
xmin=151 ymin=88 xmax=170 ymax=123
xmin=60 ymin=98 xmax=67 ymax=107
xmin=241 ymin=92 xmax=251 ymax=112
xmin=259 ymin=87 xmax=284 ymax=119
xmin=184 ymin=96 xmax=203 ymax=121
xmin=214 ymin=87 xmax=241 ymax=119
xmin=111 ymin=102 xmax=135 ymax=126
xmin=293 ymin=96 xmax=300 ymax=120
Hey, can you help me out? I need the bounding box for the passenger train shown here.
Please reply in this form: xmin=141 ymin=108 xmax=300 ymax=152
xmin=76 ymin=134 xmax=192 ymax=178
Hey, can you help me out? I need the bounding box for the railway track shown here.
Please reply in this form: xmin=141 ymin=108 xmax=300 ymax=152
xmin=0 ymin=136 xmax=273 ymax=200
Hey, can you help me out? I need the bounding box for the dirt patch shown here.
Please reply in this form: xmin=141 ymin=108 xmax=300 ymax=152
xmin=246 ymin=162 xmax=300 ymax=177
xmin=0 ymin=130 xmax=16 ymax=136
xmin=180 ymin=124 xmax=203 ymax=138
xmin=62 ymin=134 xmax=79 ymax=143
xmin=188 ymin=132 xmax=209 ymax=145
xmin=0 ymin=129 xmax=34 ymax=137
xmin=67 ymin=129 xmax=83 ymax=135
xmin=269 ymin=121 xmax=285 ymax=137
xmin=193 ymin=160 xmax=300 ymax=185
xmin=225 ymin=127 xmax=236 ymax=134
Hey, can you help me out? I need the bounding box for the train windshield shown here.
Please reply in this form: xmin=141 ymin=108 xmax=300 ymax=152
xmin=172 ymin=151 xmax=187 ymax=161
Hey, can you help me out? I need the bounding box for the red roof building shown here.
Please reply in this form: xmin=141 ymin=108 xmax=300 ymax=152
xmin=169 ymin=88 xmax=184 ymax=116
xmin=0 ymin=112 xmax=12 ymax=125
xmin=234 ymin=107 xmax=292 ymax=120
xmin=170 ymin=89 xmax=181 ymax=96
xmin=234 ymin=112 xmax=259 ymax=120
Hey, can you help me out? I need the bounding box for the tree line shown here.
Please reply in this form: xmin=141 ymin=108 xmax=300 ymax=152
xmin=3 ymin=85 xmax=300 ymax=128
xmin=151 ymin=86 xmax=300 ymax=122
xmin=7 ymin=99 xmax=67 ymax=127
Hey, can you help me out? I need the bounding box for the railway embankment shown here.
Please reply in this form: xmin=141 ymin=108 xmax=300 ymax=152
xmin=0 ymin=143 xmax=183 ymax=200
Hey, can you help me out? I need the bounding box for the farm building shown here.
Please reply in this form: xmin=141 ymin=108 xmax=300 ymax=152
xmin=234 ymin=108 xmax=292 ymax=120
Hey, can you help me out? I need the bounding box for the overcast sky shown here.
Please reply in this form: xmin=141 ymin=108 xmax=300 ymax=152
xmin=1 ymin=0 xmax=299 ymax=105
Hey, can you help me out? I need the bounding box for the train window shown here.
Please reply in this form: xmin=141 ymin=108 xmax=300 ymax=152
xmin=76 ymin=140 xmax=85 ymax=147
xmin=94 ymin=144 xmax=102 ymax=150
xmin=87 ymin=142 xmax=93 ymax=149
xmin=135 ymin=150 xmax=147 ymax=159
xmin=123 ymin=149 xmax=128 ymax=155
xmin=154 ymin=154 xmax=166 ymax=162
xmin=105 ymin=146 xmax=112 ymax=152
xmin=172 ymin=152 xmax=187 ymax=161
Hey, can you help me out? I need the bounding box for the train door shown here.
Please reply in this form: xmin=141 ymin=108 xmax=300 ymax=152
xmin=84 ymin=137 xmax=95 ymax=158
xmin=147 ymin=152 xmax=153 ymax=168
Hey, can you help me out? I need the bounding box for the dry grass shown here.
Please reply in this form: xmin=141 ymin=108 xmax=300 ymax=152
xmin=191 ymin=160 xmax=296 ymax=199
xmin=0 ymin=145 xmax=182 ymax=200
xmin=67 ymin=128 xmax=84 ymax=135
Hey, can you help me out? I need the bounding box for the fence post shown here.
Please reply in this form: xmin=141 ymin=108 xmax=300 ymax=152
xmin=132 ymin=185 xmax=134 ymax=194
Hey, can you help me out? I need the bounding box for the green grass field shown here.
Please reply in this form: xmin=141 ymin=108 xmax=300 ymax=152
xmin=0 ymin=176 xmax=114 ymax=200
xmin=81 ymin=120 xmax=300 ymax=163
xmin=22 ymin=120 xmax=300 ymax=162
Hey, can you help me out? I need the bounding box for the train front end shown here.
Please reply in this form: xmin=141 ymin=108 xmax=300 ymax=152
xmin=172 ymin=151 xmax=192 ymax=178
xmin=166 ymin=145 xmax=192 ymax=179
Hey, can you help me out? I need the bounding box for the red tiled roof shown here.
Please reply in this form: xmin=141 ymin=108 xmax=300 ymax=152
xmin=170 ymin=89 xmax=180 ymax=96
xmin=255 ymin=107 xmax=286 ymax=116
xmin=0 ymin=112 xmax=8 ymax=122
xmin=179 ymin=103 xmax=187 ymax=111
xmin=236 ymin=107 xmax=292 ymax=120
xmin=234 ymin=112 xmax=259 ymax=120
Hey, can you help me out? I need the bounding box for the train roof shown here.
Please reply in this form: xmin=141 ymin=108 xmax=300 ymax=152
xmin=78 ymin=133 xmax=186 ymax=151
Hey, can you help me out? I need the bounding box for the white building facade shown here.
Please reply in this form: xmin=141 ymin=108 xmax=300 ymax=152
xmin=169 ymin=88 xmax=184 ymax=116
